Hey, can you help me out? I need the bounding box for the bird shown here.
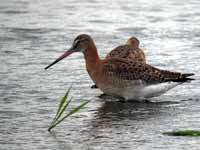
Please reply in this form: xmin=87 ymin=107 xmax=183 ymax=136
xmin=91 ymin=36 xmax=146 ymax=88
xmin=45 ymin=34 xmax=194 ymax=101
xmin=106 ymin=36 xmax=146 ymax=62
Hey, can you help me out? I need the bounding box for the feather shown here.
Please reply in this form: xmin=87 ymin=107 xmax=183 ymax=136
xmin=103 ymin=58 xmax=195 ymax=84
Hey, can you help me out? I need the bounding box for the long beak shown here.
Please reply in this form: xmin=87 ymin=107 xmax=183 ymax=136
xmin=45 ymin=47 xmax=75 ymax=70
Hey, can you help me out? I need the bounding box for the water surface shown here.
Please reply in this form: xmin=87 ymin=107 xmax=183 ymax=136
xmin=0 ymin=0 xmax=200 ymax=149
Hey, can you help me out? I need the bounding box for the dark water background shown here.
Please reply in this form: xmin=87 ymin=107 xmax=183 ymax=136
xmin=0 ymin=0 xmax=200 ymax=149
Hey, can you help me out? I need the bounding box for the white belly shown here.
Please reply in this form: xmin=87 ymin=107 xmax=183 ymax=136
xmin=101 ymin=82 xmax=181 ymax=101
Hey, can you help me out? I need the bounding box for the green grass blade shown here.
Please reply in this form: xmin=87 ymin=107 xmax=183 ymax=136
xmin=50 ymin=87 xmax=71 ymax=126
xmin=65 ymin=100 xmax=90 ymax=117
xmin=53 ymin=97 xmax=72 ymax=123
xmin=48 ymin=98 xmax=72 ymax=131
xmin=56 ymin=87 xmax=71 ymax=116
xmin=49 ymin=100 xmax=90 ymax=130
xmin=163 ymin=130 xmax=200 ymax=136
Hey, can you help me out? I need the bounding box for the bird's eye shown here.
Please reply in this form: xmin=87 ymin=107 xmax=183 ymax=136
xmin=73 ymin=40 xmax=80 ymax=48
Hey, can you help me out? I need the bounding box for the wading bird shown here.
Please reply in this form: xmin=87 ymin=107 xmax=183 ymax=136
xmin=45 ymin=34 xmax=194 ymax=101
xmin=106 ymin=36 xmax=146 ymax=62
xmin=91 ymin=36 xmax=146 ymax=88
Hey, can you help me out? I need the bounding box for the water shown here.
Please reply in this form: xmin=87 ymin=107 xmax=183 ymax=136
xmin=0 ymin=0 xmax=200 ymax=149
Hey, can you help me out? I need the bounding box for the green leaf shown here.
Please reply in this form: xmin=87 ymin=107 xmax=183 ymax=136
xmin=53 ymin=97 xmax=72 ymax=124
xmin=163 ymin=130 xmax=200 ymax=136
xmin=57 ymin=87 xmax=72 ymax=116
xmin=48 ymin=87 xmax=90 ymax=132
xmin=50 ymin=100 xmax=90 ymax=130
xmin=50 ymin=87 xmax=71 ymax=127
xmin=66 ymin=100 xmax=90 ymax=117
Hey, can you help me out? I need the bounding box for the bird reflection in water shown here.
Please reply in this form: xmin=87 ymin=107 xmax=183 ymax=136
xmin=81 ymin=100 xmax=179 ymax=142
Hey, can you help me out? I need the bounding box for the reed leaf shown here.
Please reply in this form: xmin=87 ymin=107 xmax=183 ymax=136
xmin=64 ymin=100 xmax=90 ymax=117
xmin=48 ymin=88 xmax=90 ymax=132
xmin=163 ymin=130 xmax=200 ymax=136
xmin=50 ymin=87 xmax=71 ymax=126
xmin=52 ymin=97 xmax=73 ymax=125
xmin=49 ymin=100 xmax=90 ymax=131
xmin=56 ymin=87 xmax=71 ymax=117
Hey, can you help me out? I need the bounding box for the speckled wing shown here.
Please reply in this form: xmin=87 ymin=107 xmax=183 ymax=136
xmin=106 ymin=45 xmax=146 ymax=62
xmin=103 ymin=58 xmax=194 ymax=84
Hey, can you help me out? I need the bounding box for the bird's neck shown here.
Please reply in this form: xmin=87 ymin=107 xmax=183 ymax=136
xmin=127 ymin=41 xmax=139 ymax=49
xmin=83 ymin=43 xmax=103 ymax=85
xmin=83 ymin=43 xmax=101 ymax=68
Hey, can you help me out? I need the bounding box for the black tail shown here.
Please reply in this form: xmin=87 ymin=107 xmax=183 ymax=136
xmin=166 ymin=73 xmax=195 ymax=82
xmin=182 ymin=73 xmax=195 ymax=78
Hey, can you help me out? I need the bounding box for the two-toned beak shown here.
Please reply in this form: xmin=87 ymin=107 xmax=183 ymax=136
xmin=44 ymin=47 xmax=75 ymax=70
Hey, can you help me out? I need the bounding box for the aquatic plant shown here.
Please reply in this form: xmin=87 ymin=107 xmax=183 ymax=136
xmin=48 ymin=87 xmax=90 ymax=131
xmin=163 ymin=130 xmax=200 ymax=136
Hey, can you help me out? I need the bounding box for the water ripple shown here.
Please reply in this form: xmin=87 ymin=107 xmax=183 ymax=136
xmin=0 ymin=0 xmax=199 ymax=150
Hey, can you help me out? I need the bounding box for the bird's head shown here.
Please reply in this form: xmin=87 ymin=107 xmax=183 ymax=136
xmin=126 ymin=36 xmax=140 ymax=48
xmin=45 ymin=34 xmax=94 ymax=70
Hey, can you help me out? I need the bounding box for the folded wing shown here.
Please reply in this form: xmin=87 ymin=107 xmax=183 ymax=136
xmin=106 ymin=45 xmax=146 ymax=62
xmin=103 ymin=58 xmax=194 ymax=84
